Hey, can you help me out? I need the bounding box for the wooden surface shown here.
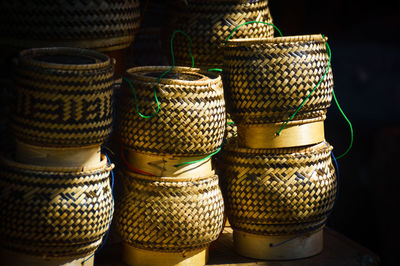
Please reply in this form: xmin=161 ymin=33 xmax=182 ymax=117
xmin=95 ymin=227 xmax=380 ymax=266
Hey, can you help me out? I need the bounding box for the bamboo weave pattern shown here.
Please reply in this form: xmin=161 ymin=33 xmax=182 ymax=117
xmin=223 ymin=35 xmax=333 ymax=123
xmin=12 ymin=47 xmax=115 ymax=147
xmin=115 ymin=172 xmax=224 ymax=251
xmin=221 ymin=142 xmax=337 ymax=235
xmin=166 ymin=0 xmax=274 ymax=68
xmin=119 ymin=66 xmax=226 ymax=155
xmin=0 ymin=0 xmax=141 ymax=51
xmin=0 ymin=156 xmax=114 ymax=258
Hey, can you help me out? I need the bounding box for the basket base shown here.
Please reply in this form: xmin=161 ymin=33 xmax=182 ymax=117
xmin=16 ymin=141 xmax=101 ymax=169
xmin=122 ymin=244 xmax=208 ymax=266
xmin=233 ymin=229 xmax=323 ymax=260
xmin=237 ymin=120 xmax=325 ymax=149
xmin=0 ymin=249 xmax=94 ymax=266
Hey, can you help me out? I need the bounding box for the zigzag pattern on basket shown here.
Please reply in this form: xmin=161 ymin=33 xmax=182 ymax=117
xmin=166 ymin=0 xmax=273 ymax=67
xmin=223 ymin=35 xmax=333 ymax=123
xmin=119 ymin=66 xmax=226 ymax=155
xmin=221 ymin=142 xmax=337 ymax=235
xmin=115 ymin=172 xmax=224 ymax=252
xmin=12 ymin=48 xmax=115 ymax=146
xmin=0 ymin=156 xmax=114 ymax=258
xmin=0 ymin=0 xmax=141 ymax=50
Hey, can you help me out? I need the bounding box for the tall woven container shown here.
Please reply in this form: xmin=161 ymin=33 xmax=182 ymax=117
xmin=221 ymin=141 xmax=337 ymax=259
xmin=166 ymin=0 xmax=274 ymax=68
xmin=119 ymin=66 xmax=226 ymax=156
xmin=0 ymin=155 xmax=114 ymax=261
xmin=115 ymin=171 xmax=224 ymax=265
xmin=223 ymin=35 xmax=333 ymax=124
xmin=0 ymin=0 xmax=141 ymax=52
xmin=12 ymin=47 xmax=115 ymax=148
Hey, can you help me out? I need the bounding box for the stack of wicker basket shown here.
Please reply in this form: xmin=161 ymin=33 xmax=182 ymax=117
xmin=115 ymin=66 xmax=226 ymax=265
xmin=0 ymin=0 xmax=141 ymax=76
xmin=0 ymin=47 xmax=115 ymax=266
xmin=220 ymin=34 xmax=338 ymax=259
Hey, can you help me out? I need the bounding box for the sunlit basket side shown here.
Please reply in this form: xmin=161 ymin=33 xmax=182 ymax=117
xmin=0 ymin=0 xmax=141 ymax=52
xmin=223 ymin=34 xmax=333 ymax=124
xmin=119 ymin=66 xmax=226 ymax=155
xmin=12 ymin=47 xmax=115 ymax=147
xmin=115 ymin=171 xmax=224 ymax=251
xmin=221 ymin=141 xmax=337 ymax=236
xmin=0 ymin=155 xmax=114 ymax=258
xmin=166 ymin=0 xmax=274 ymax=68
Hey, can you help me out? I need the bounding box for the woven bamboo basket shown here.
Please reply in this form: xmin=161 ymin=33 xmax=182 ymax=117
xmin=0 ymin=154 xmax=114 ymax=259
xmin=115 ymin=171 xmax=224 ymax=262
xmin=221 ymin=141 xmax=337 ymax=259
xmin=12 ymin=47 xmax=115 ymax=147
xmin=119 ymin=66 xmax=226 ymax=155
xmin=0 ymin=0 xmax=141 ymax=52
xmin=166 ymin=0 xmax=274 ymax=68
xmin=223 ymin=35 xmax=334 ymax=124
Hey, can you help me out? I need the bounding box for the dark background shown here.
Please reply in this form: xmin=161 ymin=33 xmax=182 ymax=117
xmin=267 ymin=1 xmax=399 ymax=265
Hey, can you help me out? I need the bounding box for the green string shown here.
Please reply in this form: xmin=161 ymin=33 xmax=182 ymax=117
xmin=175 ymin=147 xmax=222 ymax=167
xmin=225 ymin=21 xmax=283 ymax=43
xmin=332 ymin=88 xmax=354 ymax=159
xmin=208 ymin=68 xmax=223 ymax=72
xmin=276 ymin=35 xmax=332 ymax=135
xmin=123 ymin=30 xmax=194 ymax=119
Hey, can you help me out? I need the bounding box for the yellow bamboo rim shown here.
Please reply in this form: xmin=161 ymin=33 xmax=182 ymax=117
xmin=122 ymin=245 xmax=208 ymax=266
xmin=236 ymin=118 xmax=325 ymax=149
xmin=233 ymin=229 xmax=323 ymax=260
xmin=15 ymin=141 xmax=101 ymax=168
xmin=123 ymin=148 xmax=214 ymax=178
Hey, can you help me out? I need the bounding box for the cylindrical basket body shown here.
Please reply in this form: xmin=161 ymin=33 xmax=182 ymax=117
xmin=166 ymin=0 xmax=274 ymax=68
xmin=115 ymin=171 xmax=224 ymax=252
xmin=119 ymin=66 xmax=225 ymax=155
xmin=12 ymin=47 xmax=115 ymax=147
xmin=223 ymin=35 xmax=333 ymax=124
xmin=0 ymin=0 xmax=141 ymax=52
xmin=0 ymin=155 xmax=114 ymax=258
xmin=221 ymin=141 xmax=337 ymax=236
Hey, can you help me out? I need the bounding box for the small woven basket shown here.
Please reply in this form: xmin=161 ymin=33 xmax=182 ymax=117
xmin=12 ymin=47 xmax=115 ymax=147
xmin=0 ymin=155 xmax=114 ymax=258
xmin=119 ymin=66 xmax=226 ymax=155
xmin=0 ymin=0 xmax=141 ymax=52
xmin=166 ymin=0 xmax=274 ymax=68
xmin=221 ymin=141 xmax=337 ymax=236
xmin=223 ymin=35 xmax=333 ymax=124
xmin=115 ymin=171 xmax=224 ymax=252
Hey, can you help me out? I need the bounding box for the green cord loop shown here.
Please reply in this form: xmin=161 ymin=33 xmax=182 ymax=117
xmin=225 ymin=21 xmax=283 ymax=44
xmin=124 ymin=30 xmax=194 ymax=119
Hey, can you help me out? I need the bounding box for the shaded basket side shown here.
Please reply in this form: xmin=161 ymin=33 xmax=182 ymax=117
xmin=119 ymin=67 xmax=226 ymax=155
xmin=221 ymin=142 xmax=337 ymax=235
xmin=223 ymin=35 xmax=333 ymax=123
xmin=12 ymin=48 xmax=115 ymax=147
xmin=165 ymin=0 xmax=274 ymax=68
xmin=0 ymin=156 xmax=114 ymax=258
xmin=0 ymin=0 xmax=141 ymax=51
xmin=115 ymin=172 xmax=224 ymax=252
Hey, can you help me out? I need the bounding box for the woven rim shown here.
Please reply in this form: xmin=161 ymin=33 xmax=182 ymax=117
xmin=18 ymin=47 xmax=112 ymax=70
xmin=221 ymin=141 xmax=337 ymax=235
xmin=125 ymin=66 xmax=221 ymax=86
xmin=226 ymin=34 xmax=326 ymax=45
xmin=115 ymin=171 xmax=224 ymax=252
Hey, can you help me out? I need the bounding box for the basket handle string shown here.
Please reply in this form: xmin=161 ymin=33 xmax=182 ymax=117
xmin=225 ymin=21 xmax=283 ymax=43
xmin=123 ymin=30 xmax=194 ymax=119
xmin=120 ymin=142 xmax=155 ymax=176
xmin=82 ymin=153 xmax=115 ymax=265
